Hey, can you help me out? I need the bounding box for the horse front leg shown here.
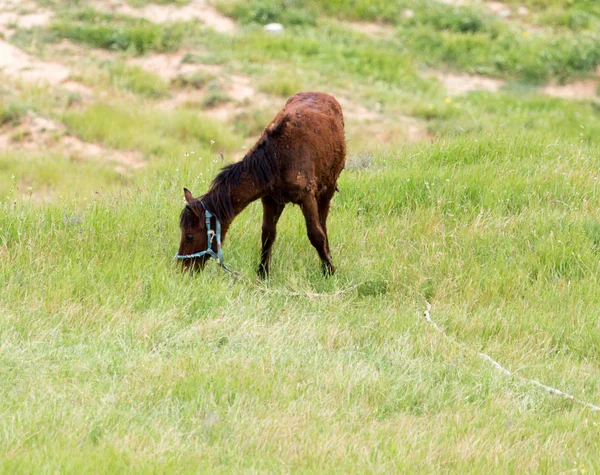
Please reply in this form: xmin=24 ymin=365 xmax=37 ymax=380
xmin=300 ymin=194 xmax=335 ymax=276
xmin=258 ymin=196 xmax=285 ymax=278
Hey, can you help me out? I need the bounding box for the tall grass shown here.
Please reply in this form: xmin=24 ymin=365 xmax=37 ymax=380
xmin=4 ymin=0 xmax=600 ymax=471
xmin=3 ymin=134 xmax=600 ymax=471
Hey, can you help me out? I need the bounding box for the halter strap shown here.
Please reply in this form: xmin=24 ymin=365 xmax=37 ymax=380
xmin=175 ymin=201 xmax=231 ymax=272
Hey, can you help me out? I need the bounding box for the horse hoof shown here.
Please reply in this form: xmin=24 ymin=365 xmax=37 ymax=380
xmin=322 ymin=263 xmax=335 ymax=276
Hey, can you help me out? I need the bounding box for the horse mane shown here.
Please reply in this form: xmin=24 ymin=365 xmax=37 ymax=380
xmin=201 ymin=118 xmax=286 ymax=222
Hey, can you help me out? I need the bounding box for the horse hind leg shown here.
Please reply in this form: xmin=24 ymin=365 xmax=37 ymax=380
xmin=258 ymin=196 xmax=285 ymax=278
xmin=317 ymin=189 xmax=335 ymax=255
xmin=300 ymin=194 xmax=335 ymax=276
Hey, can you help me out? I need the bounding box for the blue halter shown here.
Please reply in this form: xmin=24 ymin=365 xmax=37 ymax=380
xmin=176 ymin=201 xmax=230 ymax=272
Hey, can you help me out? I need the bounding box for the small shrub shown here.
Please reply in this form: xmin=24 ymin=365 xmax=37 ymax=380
xmin=201 ymin=83 xmax=231 ymax=108
xmin=181 ymin=52 xmax=204 ymax=64
xmin=0 ymin=103 xmax=29 ymax=127
xmin=171 ymin=71 xmax=213 ymax=90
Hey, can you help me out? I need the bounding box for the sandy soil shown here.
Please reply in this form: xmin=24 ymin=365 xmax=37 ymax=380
xmin=92 ymin=0 xmax=237 ymax=33
xmin=344 ymin=21 xmax=396 ymax=38
xmin=430 ymin=70 xmax=505 ymax=95
xmin=0 ymin=0 xmax=53 ymax=36
xmin=0 ymin=39 xmax=70 ymax=84
xmin=128 ymin=51 xmax=222 ymax=80
xmin=542 ymin=80 xmax=599 ymax=100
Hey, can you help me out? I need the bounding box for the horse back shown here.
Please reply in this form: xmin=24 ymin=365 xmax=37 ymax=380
xmin=266 ymin=92 xmax=346 ymax=200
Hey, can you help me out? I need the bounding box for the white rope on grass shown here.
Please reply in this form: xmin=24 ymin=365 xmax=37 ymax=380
xmin=423 ymin=302 xmax=600 ymax=412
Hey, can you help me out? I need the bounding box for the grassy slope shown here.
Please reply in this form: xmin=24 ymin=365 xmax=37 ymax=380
xmin=2 ymin=0 xmax=600 ymax=472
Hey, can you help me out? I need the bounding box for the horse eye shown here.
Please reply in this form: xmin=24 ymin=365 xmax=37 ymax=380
xmin=186 ymin=234 xmax=194 ymax=242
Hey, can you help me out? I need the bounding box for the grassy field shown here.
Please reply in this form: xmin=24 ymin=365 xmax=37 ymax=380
xmin=2 ymin=0 xmax=600 ymax=472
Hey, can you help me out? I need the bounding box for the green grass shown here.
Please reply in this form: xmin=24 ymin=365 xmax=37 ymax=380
xmin=258 ymin=72 xmax=305 ymax=97
xmin=214 ymin=0 xmax=600 ymax=82
xmin=0 ymin=150 xmax=125 ymax=199
xmin=4 ymin=0 xmax=600 ymax=471
xmin=3 ymin=134 xmax=600 ymax=471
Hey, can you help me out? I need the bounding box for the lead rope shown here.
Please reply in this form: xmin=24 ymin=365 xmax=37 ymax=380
xmin=208 ymin=207 xmax=234 ymax=274
xmin=423 ymin=302 xmax=600 ymax=412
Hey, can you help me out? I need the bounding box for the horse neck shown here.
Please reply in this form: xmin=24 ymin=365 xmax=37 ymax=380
xmin=204 ymin=138 xmax=277 ymax=232
xmin=227 ymin=177 xmax=264 ymax=221
xmin=204 ymin=172 xmax=265 ymax=233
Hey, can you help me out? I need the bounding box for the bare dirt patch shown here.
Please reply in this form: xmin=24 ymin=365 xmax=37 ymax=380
xmin=47 ymin=39 xmax=115 ymax=63
xmin=0 ymin=39 xmax=94 ymax=101
xmin=431 ymin=70 xmax=505 ymax=95
xmin=128 ymin=51 xmax=222 ymax=80
xmin=227 ymin=75 xmax=256 ymax=102
xmin=344 ymin=21 xmax=396 ymax=39
xmin=346 ymin=115 xmax=431 ymax=151
xmin=0 ymin=39 xmax=70 ymax=84
xmin=132 ymin=52 xmax=276 ymax=119
xmin=0 ymin=0 xmax=54 ymax=37
xmin=436 ymin=0 xmax=530 ymax=19
xmin=94 ymin=0 xmax=237 ymax=33
xmin=542 ymin=80 xmax=599 ymax=100
xmin=0 ymin=111 xmax=145 ymax=173
xmin=62 ymin=80 xmax=95 ymax=101
xmin=337 ymin=97 xmax=381 ymax=122
xmin=339 ymin=96 xmax=430 ymax=144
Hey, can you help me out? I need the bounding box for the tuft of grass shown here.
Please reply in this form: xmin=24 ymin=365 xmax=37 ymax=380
xmin=171 ymin=70 xmax=213 ymax=90
xmin=201 ymin=83 xmax=231 ymax=108
xmin=0 ymin=102 xmax=29 ymax=127
xmin=216 ymin=0 xmax=316 ymax=26
xmin=50 ymin=9 xmax=186 ymax=54
xmin=258 ymin=72 xmax=303 ymax=97
xmin=401 ymin=27 xmax=600 ymax=82
xmin=106 ymin=62 xmax=169 ymax=98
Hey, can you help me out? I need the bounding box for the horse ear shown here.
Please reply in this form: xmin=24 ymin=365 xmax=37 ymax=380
xmin=183 ymin=188 xmax=194 ymax=204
